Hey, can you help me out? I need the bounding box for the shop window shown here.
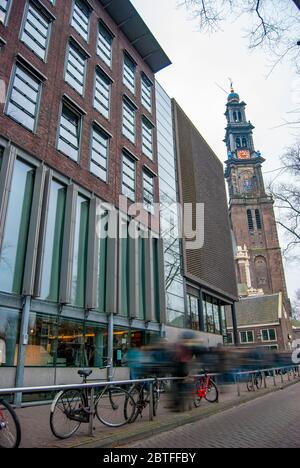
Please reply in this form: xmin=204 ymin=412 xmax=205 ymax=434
xmin=0 ymin=308 xmax=20 ymax=367
xmin=119 ymin=221 xmax=129 ymax=317
xmin=188 ymin=295 xmax=200 ymax=331
xmin=96 ymin=209 xmax=108 ymax=313
xmin=0 ymin=158 xmax=35 ymax=294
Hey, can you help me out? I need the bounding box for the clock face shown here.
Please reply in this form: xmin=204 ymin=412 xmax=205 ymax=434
xmin=237 ymin=150 xmax=250 ymax=160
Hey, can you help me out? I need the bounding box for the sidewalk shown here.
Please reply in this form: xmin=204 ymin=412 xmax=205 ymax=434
xmin=15 ymin=372 xmax=300 ymax=448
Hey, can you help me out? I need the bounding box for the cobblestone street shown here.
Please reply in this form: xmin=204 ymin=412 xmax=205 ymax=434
xmin=128 ymin=382 xmax=300 ymax=448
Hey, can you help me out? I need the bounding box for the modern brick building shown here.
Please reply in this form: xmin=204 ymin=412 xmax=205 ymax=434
xmin=0 ymin=0 xmax=171 ymax=389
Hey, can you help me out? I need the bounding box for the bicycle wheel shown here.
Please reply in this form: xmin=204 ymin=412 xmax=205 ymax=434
xmin=193 ymin=379 xmax=203 ymax=408
xmin=205 ymin=379 xmax=219 ymax=403
xmin=50 ymin=390 xmax=84 ymax=439
xmin=0 ymin=399 xmax=21 ymax=449
xmin=124 ymin=385 xmax=142 ymax=423
xmin=96 ymin=386 xmax=136 ymax=427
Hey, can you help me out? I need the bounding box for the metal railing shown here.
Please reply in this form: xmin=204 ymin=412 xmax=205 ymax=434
xmin=0 ymin=365 xmax=299 ymax=439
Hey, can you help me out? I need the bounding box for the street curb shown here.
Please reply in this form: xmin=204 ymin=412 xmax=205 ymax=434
xmin=67 ymin=378 xmax=300 ymax=449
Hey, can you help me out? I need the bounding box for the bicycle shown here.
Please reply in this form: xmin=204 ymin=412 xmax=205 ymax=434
xmin=246 ymin=371 xmax=263 ymax=392
xmin=125 ymin=378 xmax=162 ymax=423
xmin=193 ymin=374 xmax=219 ymax=407
xmin=0 ymin=398 xmax=21 ymax=448
xmin=49 ymin=369 xmax=136 ymax=440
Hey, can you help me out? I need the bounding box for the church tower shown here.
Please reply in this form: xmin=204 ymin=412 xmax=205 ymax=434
xmin=224 ymin=85 xmax=291 ymax=314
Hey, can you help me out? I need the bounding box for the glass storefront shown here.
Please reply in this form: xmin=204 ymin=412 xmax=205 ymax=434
xmin=0 ymin=308 xmax=20 ymax=367
xmin=26 ymin=314 xmax=107 ymax=368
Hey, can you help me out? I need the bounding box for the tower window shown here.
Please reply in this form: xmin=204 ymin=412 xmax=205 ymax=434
xmin=247 ymin=209 xmax=254 ymax=231
xmin=238 ymin=111 xmax=242 ymax=121
xmin=233 ymin=111 xmax=237 ymax=122
xmin=236 ymin=137 xmax=241 ymax=149
xmin=242 ymin=137 xmax=247 ymax=147
xmin=255 ymin=209 xmax=262 ymax=230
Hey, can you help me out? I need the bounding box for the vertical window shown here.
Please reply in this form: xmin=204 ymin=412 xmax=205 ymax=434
xmin=247 ymin=209 xmax=254 ymax=231
xmin=122 ymin=153 xmax=136 ymax=202
xmin=141 ymin=75 xmax=152 ymax=113
xmin=97 ymin=22 xmax=113 ymax=68
xmin=188 ymin=296 xmax=200 ymax=331
xmin=236 ymin=137 xmax=241 ymax=149
xmin=65 ymin=42 xmax=87 ymax=96
xmin=143 ymin=171 xmax=154 ymax=213
xmin=142 ymin=117 xmax=153 ymax=159
xmin=90 ymin=126 xmax=109 ymax=182
xmin=152 ymin=237 xmax=161 ymax=322
xmin=71 ymin=0 xmax=90 ymax=42
xmin=242 ymin=137 xmax=247 ymax=147
xmin=213 ymin=299 xmax=221 ymax=335
xmin=123 ymin=53 xmax=136 ymax=95
xmin=120 ymin=221 xmax=129 ymax=317
xmin=205 ymin=296 xmax=214 ymax=334
xmin=58 ymin=104 xmax=81 ymax=161
xmin=21 ymin=3 xmax=51 ymax=61
xmin=0 ymin=0 xmax=10 ymax=24
xmin=233 ymin=111 xmax=237 ymax=122
xmin=122 ymin=98 xmax=136 ymax=144
xmin=40 ymin=180 xmax=66 ymax=302
xmin=238 ymin=111 xmax=242 ymax=121
xmin=6 ymin=64 xmax=42 ymax=132
xmin=94 ymin=69 xmax=111 ymax=119
xmin=97 ymin=210 xmax=108 ymax=313
xmin=0 ymin=159 xmax=35 ymax=294
xmin=138 ymin=235 xmax=146 ymax=321
xmin=255 ymin=209 xmax=262 ymax=230
xmin=71 ymin=195 xmax=89 ymax=307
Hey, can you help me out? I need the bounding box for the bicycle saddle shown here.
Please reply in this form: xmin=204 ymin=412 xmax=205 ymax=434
xmin=78 ymin=369 xmax=93 ymax=378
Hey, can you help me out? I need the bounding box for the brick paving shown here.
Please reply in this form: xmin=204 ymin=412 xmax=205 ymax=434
xmin=128 ymin=382 xmax=300 ymax=448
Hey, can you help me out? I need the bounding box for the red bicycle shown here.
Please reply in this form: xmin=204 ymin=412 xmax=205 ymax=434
xmin=193 ymin=374 xmax=219 ymax=407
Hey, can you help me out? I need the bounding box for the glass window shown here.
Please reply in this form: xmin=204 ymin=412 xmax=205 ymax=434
xmin=122 ymin=153 xmax=135 ymax=202
xmin=90 ymin=126 xmax=109 ymax=182
xmin=143 ymin=171 xmax=154 ymax=213
xmin=40 ymin=180 xmax=66 ymax=302
xmin=166 ymin=309 xmax=185 ymax=328
xmin=96 ymin=210 xmax=108 ymax=313
xmin=213 ymin=300 xmax=221 ymax=335
xmin=240 ymin=331 xmax=254 ymax=343
xmin=120 ymin=222 xmax=129 ymax=317
xmin=21 ymin=3 xmax=51 ymax=61
xmin=26 ymin=313 xmax=108 ymax=368
xmin=122 ymin=98 xmax=136 ymax=144
xmin=138 ymin=236 xmax=146 ymax=321
xmin=142 ymin=118 xmax=153 ymax=159
xmin=71 ymin=0 xmax=90 ymax=42
xmin=226 ymin=332 xmax=233 ymax=345
xmin=236 ymin=137 xmax=241 ymax=149
xmin=71 ymin=195 xmax=89 ymax=308
xmin=220 ymin=305 xmax=227 ymax=336
xmin=152 ymin=238 xmax=161 ymax=322
xmin=65 ymin=42 xmax=86 ymax=95
xmin=97 ymin=22 xmax=113 ymax=68
xmin=205 ymin=296 xmax=215 ymax=334
xmin=58 ymin=104 xmax=81 ymax=161
xmin=0 ymin=308 xmax=20 ymax=367
xmin=0 ymin=159 xmax=35 ymax=294
xmin=123 ymin=54 xmax=136 ymax=95
xmin=94 ymin=69 xmax=111 ymax=119
xmin=6 ymin=64 xmax=41 ymax=132
xmin=188 ymin=296 xmax=199 ymax=331
xmin=242 ymin=137 xmax=248 ymax=147
xmin=0 ymin=0 xmax=10 ymax=24
xmin=141 ymin=75 xmax=152 ymax=113
xmin=262 ymin=329 xmax=277 ymax=342
xmin=247 ymin=209 xmax=254 ymax=231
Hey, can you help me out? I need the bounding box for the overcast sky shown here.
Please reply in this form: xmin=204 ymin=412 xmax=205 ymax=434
xmin=131 ymin=0 xmax=299 ymax=301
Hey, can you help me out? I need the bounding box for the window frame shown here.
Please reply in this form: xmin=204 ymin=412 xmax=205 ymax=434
xmin=89 ymin=123 xmax=110 ymax=183
xmin=123 ymin=52 xmax=136 ymax=95
xmin=64 ymin=39 xmax=88 ymax=97
xmin=97 ymin=20 xmax=114 ymax=69
xmin=70 ymin=0 xmax=91 ymax=43
xmin=261 ymin=328 xmax=277 ymax=342
xmin=121 ymin=151 xmax=136 ymax=202
xmin=143 ymin=169 xmax=155 ymax=214
xmin=142 ymin=116 xmax=154 ymax=160
xmin=20 ymin=1 xmax=53 ymax=62
xmin=93 ymin=67 xmax=112 ymax=120
xmin=57 ymin=100 xmax=83 ymax=163
xmin=240 ymin=330 xmax=255 ymax=344
xmin=0 ymin=0 xmax=13 ymax=27
xmin=122 ymin=97 xmax=136 ymax=144
xmin=141 ymin=73 xmax=153 ymax=114
xmin=5 ymin=61 xmax=43 ymax=133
